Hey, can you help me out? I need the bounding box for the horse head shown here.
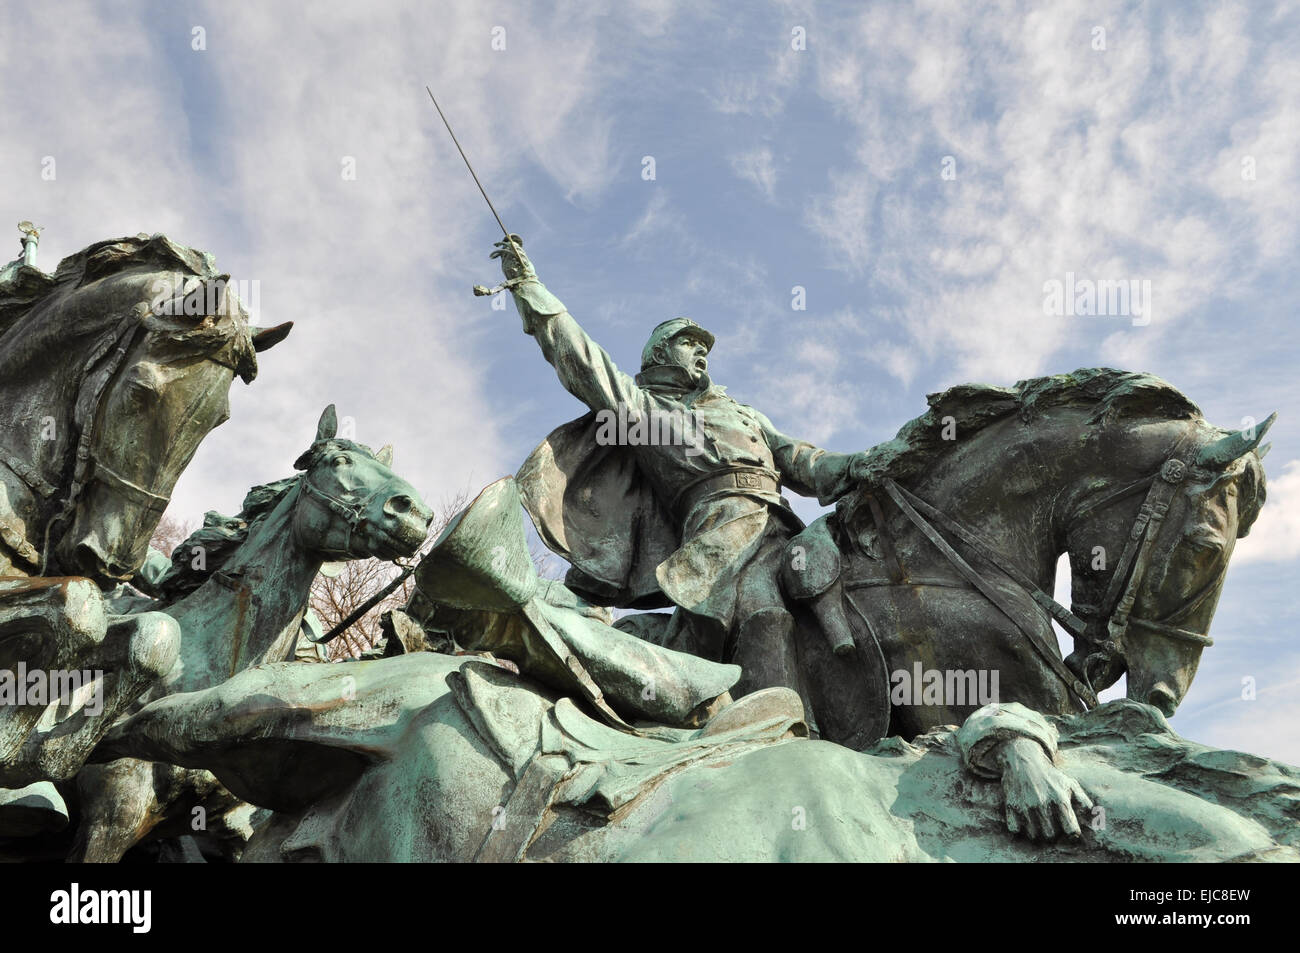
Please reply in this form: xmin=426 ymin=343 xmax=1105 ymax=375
xmin=0 ymin=234 xmax=290 ymax=582
xmin=1065 ymin=414 xmax=1272 ymax=716
xmin=290 ymin=405 xmax=433 ymax=562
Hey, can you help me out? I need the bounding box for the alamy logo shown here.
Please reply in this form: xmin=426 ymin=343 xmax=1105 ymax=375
xmin=49 ymin=883 xmax=151 ymax=933
xmin=890 ymin=663 xmax=1000 ymax=707
xmin=594 ymin=404 xmax=704 ymax=456
xmin=148 ymin=276 xmax=260 ymax=322
xmin=0 ymin=664 xmax=103 ymax=717
xmin=1042 ymin=272 xmax=1151 ymax=326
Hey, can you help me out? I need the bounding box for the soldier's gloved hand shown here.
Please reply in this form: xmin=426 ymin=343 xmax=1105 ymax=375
xmin=490 ymin=235 xmax=567 ymax=320
xmin=848 ymin=450 xmax=876 ymax=485
xmin=489 ymin=234 xmax=535 ymax=283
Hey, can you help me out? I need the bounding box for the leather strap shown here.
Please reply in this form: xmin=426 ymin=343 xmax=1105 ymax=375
xmin=882 ymin=478 xmax=1097 ymax=709
xmin=1089 ymin=435 xmax=1196 ymax=645
xmin=473 ymin=752 xmax=568 ymax=862
xmin=887 ymin=481 xmax=1088 ymax=639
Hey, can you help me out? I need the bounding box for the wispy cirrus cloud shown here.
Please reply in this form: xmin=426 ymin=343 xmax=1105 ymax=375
xmin=800 ymin=0 xmax=1300 ymax=386
xmin=729 ymin=146 xmax=778 ymax=199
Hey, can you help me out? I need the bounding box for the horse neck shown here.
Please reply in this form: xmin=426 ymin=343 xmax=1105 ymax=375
xmin=222 ymin=483 xmax=323 ymax=646
xmin=169 ymin=483 xmax=324 ymax=687
xmin=0 ymin=306 xmax=135 ymax=552
xmin=913 ymin=413 xmax=1099 ymax=592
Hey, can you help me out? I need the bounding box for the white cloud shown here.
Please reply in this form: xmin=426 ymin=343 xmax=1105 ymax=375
xmin=801 ymin=1 xmax=1300 ymax=384
xmin=1175 ymin=659 xmax=1300 ymax=767
xmin=1234 ymin=459 xmax=1300 ymax=564
xmin=729 ymin=146 xmax=778 ymax=199
xmin=710 ymin=39 xmax=804 ymax=118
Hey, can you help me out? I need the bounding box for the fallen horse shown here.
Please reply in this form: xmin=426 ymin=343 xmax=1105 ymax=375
xmin=90 ymin=651 xmax=1300 ymax=862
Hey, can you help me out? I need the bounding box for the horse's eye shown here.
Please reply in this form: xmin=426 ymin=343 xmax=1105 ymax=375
xmin=334 ymin=454 xmax=349 ymax=467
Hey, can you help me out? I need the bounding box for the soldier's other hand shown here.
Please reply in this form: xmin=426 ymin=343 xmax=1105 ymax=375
xmin=849 ymin=450 xmax=876 ymax=484
xmin=490 ymin=234 xmax=535 ymax=282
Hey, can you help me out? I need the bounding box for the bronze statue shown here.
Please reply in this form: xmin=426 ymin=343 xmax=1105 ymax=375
xmin=498 ymin=237 xmax=886 ymax=740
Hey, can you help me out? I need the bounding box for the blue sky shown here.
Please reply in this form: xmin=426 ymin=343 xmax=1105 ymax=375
xmin=3 ymin=0 xmax=1297 ymax=762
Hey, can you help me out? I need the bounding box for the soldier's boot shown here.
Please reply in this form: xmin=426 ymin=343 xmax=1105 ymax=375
xmin=731 ymin=606 xmax=803 ymax=699
xmin=805 ymin=579 xmax=856 ymax=656
xmin=681 ymin=690 xmax=732 ymax=728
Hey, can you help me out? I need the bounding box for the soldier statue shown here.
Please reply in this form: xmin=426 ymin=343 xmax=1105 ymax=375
xmin=496 ymin=236 xmax=880 ymax=725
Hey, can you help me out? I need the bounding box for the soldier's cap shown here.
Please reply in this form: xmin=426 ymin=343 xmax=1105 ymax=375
xmin=640 ymin=317 xmax=715 ymax=370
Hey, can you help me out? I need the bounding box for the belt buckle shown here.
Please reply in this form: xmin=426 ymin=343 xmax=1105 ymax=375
xmin=734 ymin=471 xmax=762 ymax=489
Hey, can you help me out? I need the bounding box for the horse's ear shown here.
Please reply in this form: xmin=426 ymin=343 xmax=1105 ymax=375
xmin=375 ymin=444 xmax=394 ymax=467
xmin=316 ymin=405 xmax=338 ymax=442
xmin=1195 ymin=412 xmax=1276 ymax=468
xmin=251 ymin=321 xmax=293 ymax=352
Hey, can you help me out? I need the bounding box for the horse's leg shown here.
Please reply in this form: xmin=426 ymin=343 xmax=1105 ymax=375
xmin=20 ymin=610 xmax=179 ymax=781
xmin=851 ymin=584 xmax=1075 ymax=738
xmin=68 ymin=758 xmax=160 ymax=863
xmin=152 ymin=770 xmax=247 ymax=861
xmin=198 ymin=798 xmax=258 ymax=861
xmin=0 ymin=578 xmax=107 ymax=786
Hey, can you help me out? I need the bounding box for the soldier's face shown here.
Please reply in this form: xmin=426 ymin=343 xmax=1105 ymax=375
xmin=668 ymin=333 xmax=709 ymax=384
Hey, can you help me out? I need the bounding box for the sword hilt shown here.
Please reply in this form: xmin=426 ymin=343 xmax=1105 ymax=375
xmin=473 ymin=276 xmax=525 ymax=297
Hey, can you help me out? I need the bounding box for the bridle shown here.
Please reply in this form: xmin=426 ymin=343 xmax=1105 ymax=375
xmin=877 ymin=427 xmax=1218 ymax=711
xmin=0 ymin=304 xmax=246 ymax=576
xmin=36 ymin=310 xmax=152 ymax=575
xmin=296 ymin=453 xmax=395 ymax=558
xmin=1065 ymin=431 xmax=1219 ymax=667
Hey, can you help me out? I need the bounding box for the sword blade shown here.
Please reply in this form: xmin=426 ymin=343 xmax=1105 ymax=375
xmin=425 ymin=86 xmax=512 ymax=240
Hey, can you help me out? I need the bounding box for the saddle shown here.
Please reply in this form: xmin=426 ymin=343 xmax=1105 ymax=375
xmin=449 ymin=660 xmax=804 ymax=862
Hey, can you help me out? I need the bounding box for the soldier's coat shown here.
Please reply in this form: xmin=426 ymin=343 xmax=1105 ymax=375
xmin=516 ymin=308 xmax=858 ymax=641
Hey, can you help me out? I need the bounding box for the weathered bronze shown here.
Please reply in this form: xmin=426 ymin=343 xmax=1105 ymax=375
xmin=499 ymin=238 xmax=888 ymax=747
xmin=71 ymin=406 xmax=432 ymax=862
xmin=0 ymin=227 xmax=1288 ymax=865
xmin=0 ymin=233 xmax=288 ymax=796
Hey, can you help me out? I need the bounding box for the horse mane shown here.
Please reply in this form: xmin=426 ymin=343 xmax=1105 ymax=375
xmin=861 ymin=367 xmax=1204 ymax=486
xmin=155 ymin=437 xmax=384 ymax=600
xmin=0 ymin=264 xmax=58 ymax=337
xmin=156 ymin=477 xmax=300 ymax=600
xmin=0 ymin=233 xmax=257 ymax=380
xmin=2 ymin=234 xmax=205 ymax=333
xmin=858 ymin=366 xmax=1266 ymax=534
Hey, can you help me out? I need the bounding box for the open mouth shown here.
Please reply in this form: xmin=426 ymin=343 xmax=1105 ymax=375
xmin=364 ymin=525 xmax=423 ymax=560
xmin=694 ymin=358 xmax=708 ymax=372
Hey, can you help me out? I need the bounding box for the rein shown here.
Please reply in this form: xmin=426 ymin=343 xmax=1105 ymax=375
xmin=16 ymin=303 xmax=247 ymax=576
xmin=876 ymin=429 xmax=1209 ymax=710
xmin=881 ymin=478 xmax=1097 ymax=709
xmin=298 ymin=470 xmax=392 ymax=557
xmin=38 ymin=311 xmax=148 ymax=574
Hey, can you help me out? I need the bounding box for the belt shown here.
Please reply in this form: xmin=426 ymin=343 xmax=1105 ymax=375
xmin=669 ymin=466 xmax=780 ymax=520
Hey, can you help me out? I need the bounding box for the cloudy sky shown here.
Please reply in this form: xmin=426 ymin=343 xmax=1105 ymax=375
xmin=3 ymin=0 xmax=1297 ymax=762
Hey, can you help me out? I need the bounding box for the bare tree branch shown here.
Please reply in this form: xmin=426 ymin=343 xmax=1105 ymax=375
xmin=311 ymin=487 xmax=470 ymax=660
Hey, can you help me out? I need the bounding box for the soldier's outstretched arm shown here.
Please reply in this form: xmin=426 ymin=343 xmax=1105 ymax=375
xmin=751 ymin=408 xmax=872 ymax=505
xmin=492 ymin=237 xmax=644 ymax=415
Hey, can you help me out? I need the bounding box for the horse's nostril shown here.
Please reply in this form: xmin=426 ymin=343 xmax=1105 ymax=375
xmin=384 ymin=495 xmax=412 ymax=517
xmin=1147 ymin=685 xmax=1179 ymax=716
